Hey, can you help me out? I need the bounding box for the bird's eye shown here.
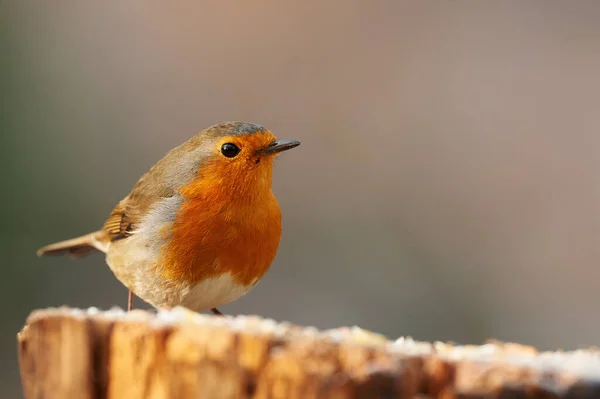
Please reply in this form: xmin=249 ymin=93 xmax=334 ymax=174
xmin=221 ymin=143 xmax=241 ymax=158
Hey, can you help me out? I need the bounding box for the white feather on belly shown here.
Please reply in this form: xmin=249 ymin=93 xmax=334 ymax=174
xmin=178 ymin=273 xmax=253 ymax=311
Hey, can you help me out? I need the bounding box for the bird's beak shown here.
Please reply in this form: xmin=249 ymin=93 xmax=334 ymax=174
xmin=260 ymin=140 xmax=301 ymax=155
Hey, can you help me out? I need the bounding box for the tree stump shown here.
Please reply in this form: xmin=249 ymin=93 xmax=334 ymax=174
xmin=17 ymin=307 xmax=600 ymax=398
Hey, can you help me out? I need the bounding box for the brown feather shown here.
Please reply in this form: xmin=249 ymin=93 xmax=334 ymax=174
xmin=37 ymin=122 xmax=234 ymax=259
xmin=36 ymin=231 xmax=108 ymax=258
xmin=98 ymin=131 xmax=211 ymax=240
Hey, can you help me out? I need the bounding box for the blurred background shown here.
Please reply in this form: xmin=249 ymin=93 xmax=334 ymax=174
xmin=3 ymin=1 xmax=600 ymax=395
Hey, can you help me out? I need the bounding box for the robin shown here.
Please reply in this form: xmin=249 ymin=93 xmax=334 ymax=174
xmin=37 ymin=121 xmax=300 ymax=315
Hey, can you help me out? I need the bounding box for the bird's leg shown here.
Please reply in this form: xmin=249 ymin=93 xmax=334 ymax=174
xmin=210 ymin=308 xmax=224 ymax=316
xmin=128 ymin=290 xmax=134 ymax=311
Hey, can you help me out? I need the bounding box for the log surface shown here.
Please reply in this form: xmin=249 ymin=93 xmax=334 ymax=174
xmin=17 ymin=307 xmax=600 ymax=399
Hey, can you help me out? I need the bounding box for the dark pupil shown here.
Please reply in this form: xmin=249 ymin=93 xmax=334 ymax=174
xmin=221 ymin=143 xmax=240 ymax=158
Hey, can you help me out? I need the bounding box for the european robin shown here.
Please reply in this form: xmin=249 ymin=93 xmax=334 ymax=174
xmin=37 ymin=121 xmax=300 ymax=315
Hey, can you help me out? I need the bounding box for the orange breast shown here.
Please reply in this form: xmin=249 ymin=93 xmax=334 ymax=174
xmin=160 ymin=171 xmax=282 ymax=287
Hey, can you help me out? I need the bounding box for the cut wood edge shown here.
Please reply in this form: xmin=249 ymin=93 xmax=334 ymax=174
xmin=17 ymin=307 xmax=600 ymax=399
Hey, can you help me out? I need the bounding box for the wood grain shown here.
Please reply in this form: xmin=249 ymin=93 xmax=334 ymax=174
xmin=17 ymin=307 xmax=600 ymax=398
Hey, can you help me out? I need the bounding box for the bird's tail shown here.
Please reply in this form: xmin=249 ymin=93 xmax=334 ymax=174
xmin=36 ymin=231 xmax=109 ymax=258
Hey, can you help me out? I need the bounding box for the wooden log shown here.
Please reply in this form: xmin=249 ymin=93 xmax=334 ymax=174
xmin=17 ymin=307 xmax=600 ymax=399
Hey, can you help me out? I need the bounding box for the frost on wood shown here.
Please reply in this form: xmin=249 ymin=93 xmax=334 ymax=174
xmin=17 ymin=307 xmax=600 ymax=399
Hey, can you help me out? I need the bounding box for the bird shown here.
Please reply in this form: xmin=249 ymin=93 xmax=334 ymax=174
xmin=37 ymin=121 xmax=300 ymax=315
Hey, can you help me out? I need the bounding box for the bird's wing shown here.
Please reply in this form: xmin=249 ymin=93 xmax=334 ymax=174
xmin=101 ymin=133 xmax=208 ymax=241
xmin=102 ymin=199 xmax=137 ymax=240
xmin=102 ymin=171 xmax=177 ymax=241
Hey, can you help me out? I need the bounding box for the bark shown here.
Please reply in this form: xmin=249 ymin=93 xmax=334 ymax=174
xmin=17 ymin=307 xmax=600 ymax=399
